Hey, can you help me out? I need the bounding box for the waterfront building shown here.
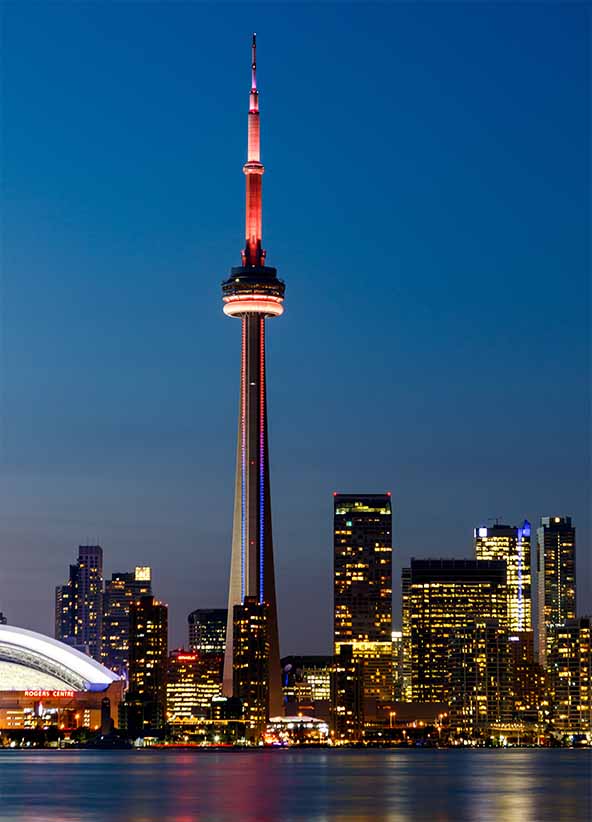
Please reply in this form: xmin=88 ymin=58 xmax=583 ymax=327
xmin=55 ymin=546 xmax=103 ymax=660
xmin=474 ymin=521 xmax=532 ymax=632
xmin=195 ymin=653 xmax=224 ymax=715
xmin=233 ymin=597 xmax=269 ymax=739
xmin=507 ymin=631 xmax=548 ymax=726
xmin=281 ymin=655 xmax=332 ymax=720
xmin=167 ymin=650 xmax=200 ymax=721
xmin=101 ymin=567 xmax=152 ymax=677
xmin=0 ymin=624 xmax=123 ymax=732
xmin=549 ymin=617 xmax=591 ymax=734
xmin=125 ymin=595 xmax=168 ymax=736
xmin=333 ymin=493 xmax=393 ymax=720
xmin=402 ymin=559 xmax=508 ymax=703
xmin=264 ymin=715 xmax=329 ymax=745
xmin=448 ymin=619 xmax=512 ymax=736
xmin=188 ymin=608 xmax=227 ymax=654
xmin=221 ymin=34 xmax=284 ymax=716
xmin=330 ymin=645 xmax=363 ymax=742
xmin=537 ymin=516 xmax=576 ymax=666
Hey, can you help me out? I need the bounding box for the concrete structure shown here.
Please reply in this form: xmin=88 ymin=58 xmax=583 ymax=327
xmin=222 ymin=35 xmax=284 ymax=716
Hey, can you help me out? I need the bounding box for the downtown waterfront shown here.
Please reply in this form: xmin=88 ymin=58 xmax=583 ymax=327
xmin=0 ymin=749 xmax=590 ymax=822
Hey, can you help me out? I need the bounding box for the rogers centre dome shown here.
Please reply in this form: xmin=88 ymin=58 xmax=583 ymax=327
xmin=0 ymin=625 xmax=120 ymax=692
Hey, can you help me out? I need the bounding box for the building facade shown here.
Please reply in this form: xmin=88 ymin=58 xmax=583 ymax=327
xmin=0 ymin=624 xmax=123 ymax=733
xmin=232 ymin=597 xmax=269 ymax=739
xmin=166 ymin=650 xmax=201 ymax=721
xmin=281 ymin=655 xmax=332 ymax=720
xmin=55 ymin=546 xmax=103 ymax=660
xmin=537 ymin=516 xmax=577 ymax=666
xmin=188 ymin=609 xmax=227 ymax=654
xmin=448 ymin=619 xmax=512 ymax=737
xmin=126 ymin=595 xmax=168 ymax=736
xmin=402 ymin=559 xmax=508 ymax=703
xmin=101 ymin=567 xmax=152 ymax=677
xmin=549 ymin=617 xmax=591 ymax=734
xmin=333 ymin=494 xmax=393 ymax=721
xmin=222 ymin=34 xmax=284 ymax=717
xmin=474 ymin=521 xmax=532 ymax=632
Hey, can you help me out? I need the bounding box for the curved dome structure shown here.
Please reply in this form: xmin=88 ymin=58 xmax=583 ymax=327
xmin=0 ymin=625 xmax=120 ymax=692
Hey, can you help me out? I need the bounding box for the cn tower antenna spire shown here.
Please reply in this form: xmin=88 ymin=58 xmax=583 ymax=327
xmin=243 ymin=32 xmax=263 ymax=266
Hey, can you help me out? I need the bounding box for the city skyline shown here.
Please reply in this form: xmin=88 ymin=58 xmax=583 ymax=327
xmin=1 ymin=3 xmax=589 ymax=653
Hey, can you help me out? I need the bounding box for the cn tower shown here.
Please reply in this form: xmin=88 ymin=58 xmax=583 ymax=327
xmin=222 ymin=34 xmax=284 ymax=715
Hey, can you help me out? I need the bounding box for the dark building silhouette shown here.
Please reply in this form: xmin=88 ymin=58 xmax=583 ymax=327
xmin=537 ymin=516 xmax=577 ymax=666
xmin=330 ymin=645 xmax=363 ymax=742
xmin=125 ymin=595 xmax=168 ymax=737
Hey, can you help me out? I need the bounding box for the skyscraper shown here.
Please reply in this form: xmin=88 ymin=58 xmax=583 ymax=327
xmin=55 ymin=546 xmax=103 ymax=660
xmin=233 ymin=596 xmax=269 ymax=739
xmin=222 ymin=35 xmax=284 ymax=715
xmin=474 ymin=521 xmax=532 ymax=632
xmin=448 ymin=619 xmax=512 ymax=736
xmin=549 ymin=617 xmax=591 ymax=733
xmin=333 ymin=494 xmax=393 ymax=720
xmin=188 ymin=608 xmax=227 ymax=654
xmin=102 ymin=567 xmax=152 ymax=677
xmin=402 ymin=559 xmax=508 ymax=703
xmin=126 ymin=595 xmax=168 ymax=736
xmin=537 ymin=516 xmax=577 ymax=666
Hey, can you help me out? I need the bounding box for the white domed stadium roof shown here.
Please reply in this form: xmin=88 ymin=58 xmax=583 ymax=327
xmin=0 ymin=625 xmax=120 ymax=692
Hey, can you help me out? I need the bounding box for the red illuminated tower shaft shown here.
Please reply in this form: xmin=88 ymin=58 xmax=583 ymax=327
xmin=222 ymin=35 xmax=285 ymax=717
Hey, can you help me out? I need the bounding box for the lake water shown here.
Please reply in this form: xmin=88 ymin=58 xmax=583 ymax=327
xmin=0 ymin=749 xmax=590 ymax=821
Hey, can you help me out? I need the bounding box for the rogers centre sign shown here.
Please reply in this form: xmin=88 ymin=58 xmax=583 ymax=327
xmin=23 ymin=689 xmax=76 ymax=698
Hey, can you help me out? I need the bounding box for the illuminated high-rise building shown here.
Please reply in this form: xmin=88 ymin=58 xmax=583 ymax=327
xmin=474 ymin=521 xmax=532 ymax=633
xmin=333 ymin=494 xmax=393 ymax=719
xmin=101 ymin=567 xmax=152 ymax=677
xmin=195 ymin=653 xmax=224 ymax=715
xmin=222 ymin=34 xmax=284 ymax=716
xmin=402 ymin=559 xmax=508 ymax=703
xmin=166 ymin=649 xmax=200 ymax=721
xmin=448 ymin=619 xmax=512 ymax=736
xmin=233 ymin=596 xmax=269 ymax=739
xmin=549 ymin=617 xmax=591 ymax=733
xmin=126 ymin=595 xmax=168 ymax=735
xmin=188 ymin=608 xmax=227 ymax=654
xmin=537 ymin=516 xmax=576 ymax=666
xmin=55 ymin=546 xmax=103 ymax=660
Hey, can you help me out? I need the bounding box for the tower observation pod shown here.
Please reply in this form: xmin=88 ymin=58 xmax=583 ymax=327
xmin=221 ymin=34 xmax=284 ymax=718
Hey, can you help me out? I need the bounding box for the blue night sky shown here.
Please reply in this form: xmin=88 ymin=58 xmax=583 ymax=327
xmin=1 ymin=2 xmax=589 ymax=652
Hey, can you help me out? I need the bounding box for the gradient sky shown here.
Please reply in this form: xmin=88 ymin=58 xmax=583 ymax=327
xmin=1 ymin=2 xmax=589 ymax=653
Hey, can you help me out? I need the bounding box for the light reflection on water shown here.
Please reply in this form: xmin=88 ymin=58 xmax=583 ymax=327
xmin=0 ymin=749 xmax=590 ymax=822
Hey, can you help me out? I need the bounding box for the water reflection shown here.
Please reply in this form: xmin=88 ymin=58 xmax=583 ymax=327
xmin=0 ymin=749 xmax=589 ymax=822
